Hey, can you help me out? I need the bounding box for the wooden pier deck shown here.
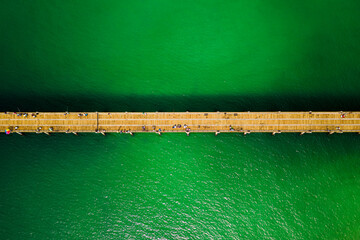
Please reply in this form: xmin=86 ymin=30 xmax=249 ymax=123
xmin=1 ymin=111 xmax=360 ymax=134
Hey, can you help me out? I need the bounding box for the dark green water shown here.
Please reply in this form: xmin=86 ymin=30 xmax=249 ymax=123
xmin=1 ymin=1 xmax=360 ymax=239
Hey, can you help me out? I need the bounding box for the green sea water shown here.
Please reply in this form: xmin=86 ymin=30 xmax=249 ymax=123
xmin=1 ymin=0 xmax=360 ymax=239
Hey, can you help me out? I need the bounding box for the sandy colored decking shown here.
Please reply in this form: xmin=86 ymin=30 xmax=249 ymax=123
xmin=1 ymin=112 xmax=360 ymax=134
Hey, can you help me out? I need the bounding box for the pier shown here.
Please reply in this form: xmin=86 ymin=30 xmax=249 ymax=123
xmin=1 ymin=111 xmax=360 ymax=134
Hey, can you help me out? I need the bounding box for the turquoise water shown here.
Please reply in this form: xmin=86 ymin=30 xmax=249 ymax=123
xmin=1 ymin=1 xmax=360 ymax=239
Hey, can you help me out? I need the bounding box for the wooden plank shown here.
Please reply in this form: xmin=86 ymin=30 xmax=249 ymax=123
xmin=0 ymin=111 xmax=359 ymax=134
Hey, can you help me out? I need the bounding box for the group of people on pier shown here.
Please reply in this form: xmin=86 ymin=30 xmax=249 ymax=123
xmin=6 ymin=112 xmax=38 ymax=118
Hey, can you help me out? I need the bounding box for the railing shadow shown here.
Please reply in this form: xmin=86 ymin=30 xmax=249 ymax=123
xmin=0 ymin=93 xmax=359 ymax=112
